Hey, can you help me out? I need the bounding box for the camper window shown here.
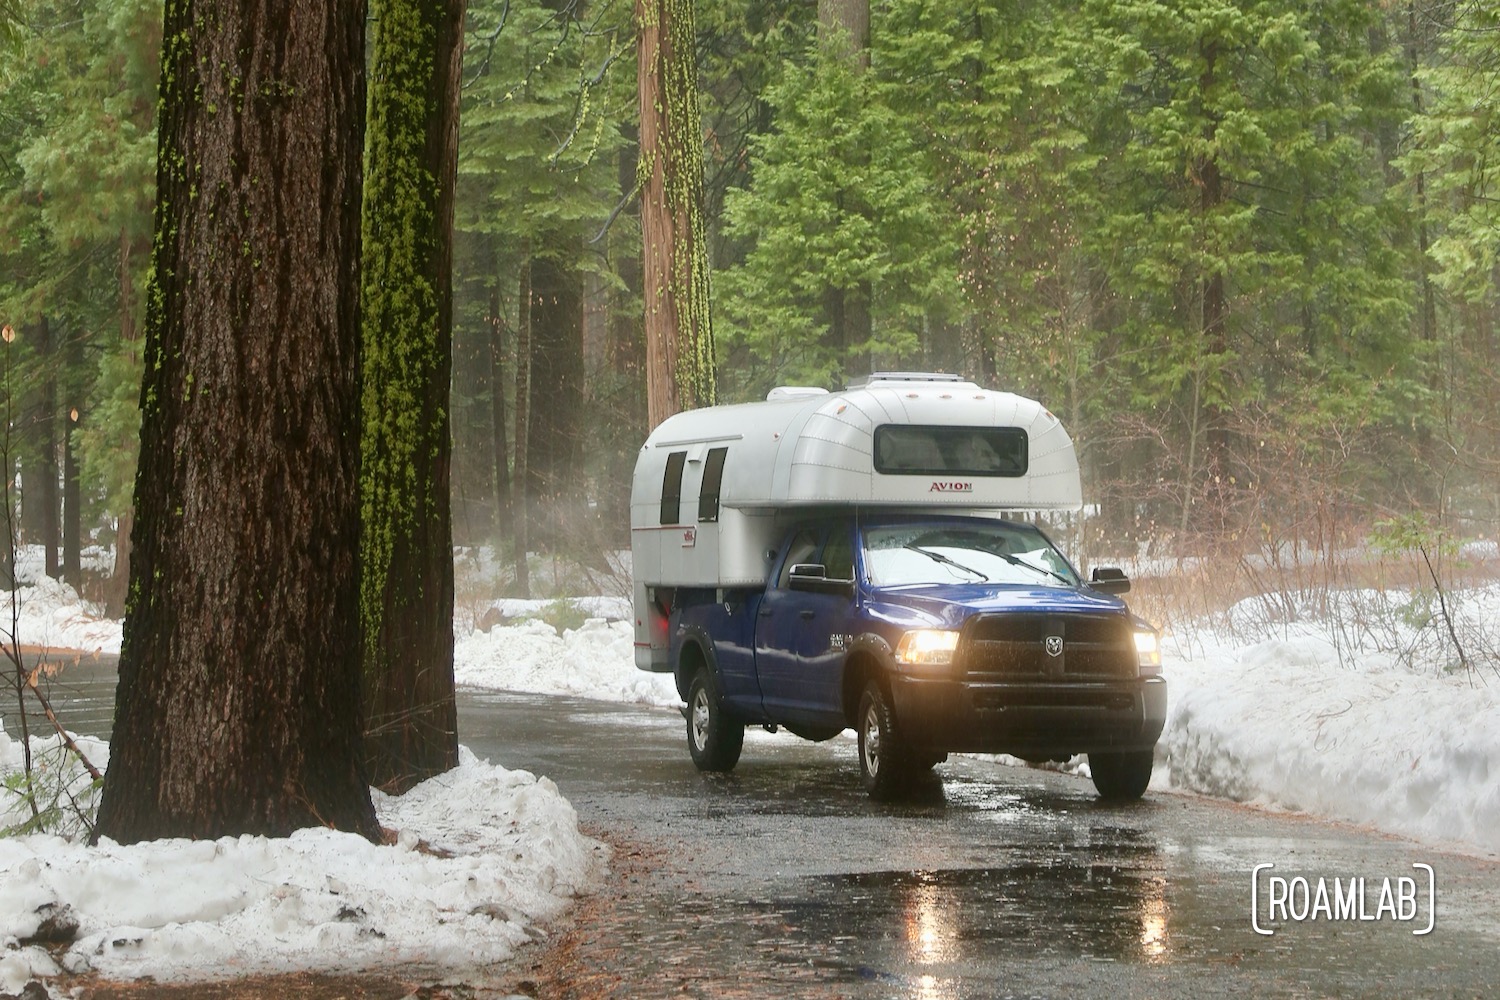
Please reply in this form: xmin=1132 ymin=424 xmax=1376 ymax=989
xmin=660 ymin=451 xmax=687 ymax=524
xmin=697 ymin=447 xmax=729 ymax=522
xmin=873 ymin=425 xmax=1028 ymax=477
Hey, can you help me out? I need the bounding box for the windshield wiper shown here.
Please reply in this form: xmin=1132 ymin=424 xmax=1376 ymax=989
xmin=903 ymin=543 xmax=990 ymax=582
xmin=993 ymin=551 xmax=1076 ymax=587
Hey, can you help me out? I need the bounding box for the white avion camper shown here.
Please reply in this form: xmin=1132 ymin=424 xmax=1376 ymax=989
xmin=630 ymin=372 xmax=1083 ymax=671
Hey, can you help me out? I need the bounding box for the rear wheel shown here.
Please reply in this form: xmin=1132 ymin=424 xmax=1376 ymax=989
xmin=856 ymin=680 xmax=910 ymax=796
xmin=1088 ymin=749 xmax=1154 ymax=801
xmin=686 ymin=669 xmax=743 ymax=772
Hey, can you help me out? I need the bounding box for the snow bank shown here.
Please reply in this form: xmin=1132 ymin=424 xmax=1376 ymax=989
xmin=455 ymin=617 xmax=677 ymax=708
xmin=1160 ymin=591 xmax=1500 ymax=857
xmin=0 ymin=746 xmax=605 ymax=988
xmin=0 ymin=575 xmax=122 ymax=656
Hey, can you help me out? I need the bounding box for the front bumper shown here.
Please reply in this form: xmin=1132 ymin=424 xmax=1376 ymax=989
xmin=889 ymin=674 xmax=1167 ymax=758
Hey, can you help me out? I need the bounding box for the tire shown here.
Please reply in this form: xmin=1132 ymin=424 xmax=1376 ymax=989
xmin=686 ymin=669 xmax=744 ymax=772
xmin=856 ymin=680 xmax=910 ymax=796
xmin=1088 ymin=749 xmax=1154 ymax=801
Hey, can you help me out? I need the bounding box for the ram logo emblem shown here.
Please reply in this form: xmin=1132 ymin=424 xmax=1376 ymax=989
xmin=1045 ymin=635 xmax=1063 ymax=657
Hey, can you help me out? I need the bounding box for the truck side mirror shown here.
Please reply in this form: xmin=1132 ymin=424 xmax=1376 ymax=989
xmin=1089 ymin=566 xmax=1131 ymax=595
xmin=789 ymin=564 xmax=855 ymax=597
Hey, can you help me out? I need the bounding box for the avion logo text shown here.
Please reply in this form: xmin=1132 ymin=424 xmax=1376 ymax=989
xmin=929 ymin=481 xmax=974 ymax=493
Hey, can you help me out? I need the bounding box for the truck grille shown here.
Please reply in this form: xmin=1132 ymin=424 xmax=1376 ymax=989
xmin=961 ymin=613 xmax=1136 ymax=681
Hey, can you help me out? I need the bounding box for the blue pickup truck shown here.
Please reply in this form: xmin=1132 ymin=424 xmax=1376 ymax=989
xmin=630 ymin=374 xmax=1166 ymax=799
xmin=669 ymin=512 xmax=1165 ymax=798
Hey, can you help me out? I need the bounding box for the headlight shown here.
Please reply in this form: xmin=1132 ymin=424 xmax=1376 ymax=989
xmin=895 ymin=629 xmax=960 ymax=672
xmin=1134 ymin=629 xmax=1162 ymax=676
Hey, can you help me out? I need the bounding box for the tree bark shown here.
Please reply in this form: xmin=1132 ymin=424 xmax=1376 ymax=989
xmin=512 ymin=256 xmax=532 ymax=598
xmin=104 ymin=228 xmax=143 ymax=616
xmin=605 ymin=124 xmax=645 ymax=530
xmin=358 ymin=0 xmax=464 ymax=793
xmin=637 ymin=0 xmax=716 ymax=428
xmin=94 ymin=0 xmax=378 ymax=844
xmin=22 ymin=316 xmax=60 ymax=579
xmin=818 ymin=0 xmax=871 ymax=381
xmin=489 ymin=260 xmax=511 ymax=540
xmin=62 ymin=415 xmax=81 ymax=588
xmin=1196 ymin=35 xmax=1230 ymax=508
xmin=526 ymin=248 xmax=584 ymax=550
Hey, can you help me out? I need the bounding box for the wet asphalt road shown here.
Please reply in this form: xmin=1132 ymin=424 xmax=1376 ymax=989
xmin=461 ymin=691 xmax=1500 ymax=999
xmin=14 ymin=655 xmax=1500 ymax=998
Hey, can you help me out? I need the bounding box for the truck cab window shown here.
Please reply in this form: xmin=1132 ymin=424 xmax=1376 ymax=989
xmin=778 ymin=530 xmax=821 ymax=588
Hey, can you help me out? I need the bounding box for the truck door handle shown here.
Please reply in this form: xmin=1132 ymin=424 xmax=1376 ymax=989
xmin=799 ymin=610 xmax=815 ymax=620
xmin=759 ymin=607 xmax=773 ymax=617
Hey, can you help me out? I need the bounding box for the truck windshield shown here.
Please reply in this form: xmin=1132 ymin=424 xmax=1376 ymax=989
xmin=862 ymin=522 xmax=1079 ymax=589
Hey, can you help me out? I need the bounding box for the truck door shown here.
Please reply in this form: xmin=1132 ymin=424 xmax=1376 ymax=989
xmin=753 ymin=524 xmax=857 ymax=726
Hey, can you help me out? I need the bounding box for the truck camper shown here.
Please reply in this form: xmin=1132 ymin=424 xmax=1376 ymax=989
xmin=630 ymin=373 xmax=1166 ymax=799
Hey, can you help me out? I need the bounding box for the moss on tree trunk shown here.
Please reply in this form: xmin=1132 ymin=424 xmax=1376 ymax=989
xmin=637 ymin=0 xmax=716 ymax=427
xmin=359 ymin=0 xmax=464 ymax=792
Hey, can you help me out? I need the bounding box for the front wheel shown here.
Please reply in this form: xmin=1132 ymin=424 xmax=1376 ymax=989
xmin=1088 ymin=749 xmax=1154 ymax=801
xmin=856 ymin=680 xmax=910 ymax=796
xmin=686 ymin=669 xmax=743 ymax=772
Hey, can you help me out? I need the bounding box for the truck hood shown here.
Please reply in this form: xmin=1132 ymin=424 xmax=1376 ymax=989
xmin=864 ymin=583 xmax=1129 ymax=630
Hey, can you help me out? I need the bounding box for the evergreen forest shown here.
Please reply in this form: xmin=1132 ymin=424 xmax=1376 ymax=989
xmin=3 ymin=0 xmax=1499 ymax=597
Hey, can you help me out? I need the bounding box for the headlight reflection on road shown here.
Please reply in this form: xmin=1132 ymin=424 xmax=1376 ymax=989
xmin=913 ymin=973 xmax=957 ymax=1000
xmin=1137 ymin=876 xmax=1171 ymax=962
xmin=902 ymin=875 xmax=961 ymax=1000
xmin=903 ymin=876 xmax=955 ymax=964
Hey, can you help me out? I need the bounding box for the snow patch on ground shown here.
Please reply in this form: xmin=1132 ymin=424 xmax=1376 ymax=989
xmin=0 ymin=575 xmax=122 ymax=656
xmin=455 ymin=617 xmax=677 ymax=708
xmin=0 ymin=745 xmax=604 ymax=988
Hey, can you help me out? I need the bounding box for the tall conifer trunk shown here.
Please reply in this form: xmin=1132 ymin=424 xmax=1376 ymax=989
xmin=525 ymin=248 xmax=583 ymax=551
xmin=359 ymin=0 xmax=465 ymax=792
xmin=637 ymin=0 xmax=716 ymax=426
xmin=94 ymin=0 xmax=378 ymax=844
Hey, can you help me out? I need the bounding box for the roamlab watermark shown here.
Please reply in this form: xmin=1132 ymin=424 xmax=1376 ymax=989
xmin=1251 ymin=863 xmax=1436 ymax=936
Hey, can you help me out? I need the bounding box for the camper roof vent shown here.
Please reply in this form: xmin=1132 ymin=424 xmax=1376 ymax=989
xmin=766 ymin=386 xmax=830 ymax=401
xmin=846 ymin=371 xmax=964 ymax=389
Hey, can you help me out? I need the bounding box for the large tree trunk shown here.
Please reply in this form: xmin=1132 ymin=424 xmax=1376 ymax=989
xmin=637 ymin=0 xmax=716 ymax=428
xmin=489 ymin=260 xmax=511 ymax=540
xmin=62 ymin=323 xmax=85 ymax=588
xmin=526 ymin=248 xmax=584 ymax=551
xmin=358 ymin=0 xmax=464 ymax=794
xmin=62 ymin=418 xmax=81 ymax=588
xmin=1190 ymin=35 xmax=1230 ymax=539
xmin=103 ymin=228 xmax=143 ymax=617
xmin=94 ymin=0 xmax=378 ymax=844
xmin=605 ymin=125 xmax=645 ymax=532
xmin=22 ymin=316 xmax=61 ymax=579
xmin=818 ymin=0 xmax=871 ymax=381
xmin=818 ymin=0 xmax=869 ymax=61
xmin=512 ymin=256 xmax=532 ymax=597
